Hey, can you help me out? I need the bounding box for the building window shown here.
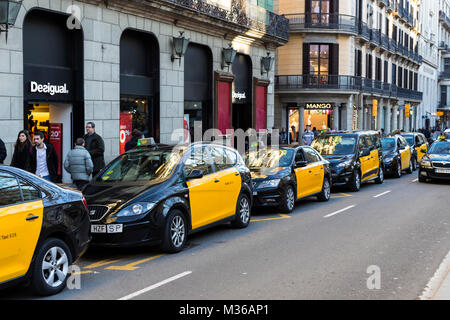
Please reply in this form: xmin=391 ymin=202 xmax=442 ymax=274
xmin=309 ymin=44 xmax=330 ymax=84
xmin=311 ymin=0 xmax=330 ymax=24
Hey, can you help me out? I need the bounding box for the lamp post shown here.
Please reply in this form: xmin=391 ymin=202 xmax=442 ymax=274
xmin=0 ymin=0 xmax=23 ymax=42
xmin=222 ymin=43 xmax=237 ymax=72
xmin=171 ymin=31 xmax=190 ymax=66
xmin=261 ymin=52 xmax=274 ymax=77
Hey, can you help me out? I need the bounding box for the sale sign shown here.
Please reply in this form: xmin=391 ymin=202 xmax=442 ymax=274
xmin=120 ymin=112 xmax=133 ymax=154
xmin=49 ymin=123 xmax=63 ymax=176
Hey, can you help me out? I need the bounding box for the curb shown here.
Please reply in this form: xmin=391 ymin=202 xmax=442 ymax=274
xmin=420 ymin=250 xmax=450 ymax=300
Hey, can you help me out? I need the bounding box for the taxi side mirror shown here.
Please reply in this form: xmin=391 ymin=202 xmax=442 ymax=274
xmin=420 ymin=149 xmax=427 ymax=154
xmin=186 ymin=169 xmax=204 ymax=181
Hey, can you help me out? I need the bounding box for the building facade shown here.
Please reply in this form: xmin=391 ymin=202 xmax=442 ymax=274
xmin=0 ymin=0 xmax=289 ymax=181
xmin=438 ymin=0 xmax=450 ymax=129
xmin=275 ymin=0 xmax=423 ymax=141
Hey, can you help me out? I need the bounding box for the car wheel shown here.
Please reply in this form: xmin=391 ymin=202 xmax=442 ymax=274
xmin=280 ymin=185 xmax=296 ymax=213
xmin=406 ymin=160 xmax=413 ymax=174
xmin=375 ymin=165 xmax=384 ymax=184
xmin=418 ymin=172 xmax=427 ymax=183
xmin=393 ymin=161 xmax=402 ymax=178
xmin=349 ymin=170 xmax=361 ymax=192
xmin=412 ymin=156 xmax=418 ymax=171
xmin=231 ymin=193 xmax=251 ymax=229
xmin=161 ymin=209 xmax=187 ymax=253
xmin=317 ymin=178 xmax=331 ymax=202
xmin=31 ymin=238 xmax=72 ymax=296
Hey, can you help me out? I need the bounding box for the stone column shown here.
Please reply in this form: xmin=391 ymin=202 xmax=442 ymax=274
xmin=333 ymin=105 xmax=340 ymax=131
xmin=298 ymin=106 xmax=305 ymax=143
xmin=357 ymin=94 xmax=364 ymax=130
xmin=346 ymin=95 xmax=354 ymax=131
xmin=385 ymin=101 xmax=392 ymax=134
xmin=399 ymin=105 xmax=405 ymax=131
xmin=392 ymin=105 xmax=398 ymax=131
xmin=377 ymin=99 xmax=384 ymax=130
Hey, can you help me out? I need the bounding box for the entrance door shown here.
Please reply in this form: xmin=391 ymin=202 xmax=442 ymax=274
xmin=27 ymin=104 xmax=73 ymax=183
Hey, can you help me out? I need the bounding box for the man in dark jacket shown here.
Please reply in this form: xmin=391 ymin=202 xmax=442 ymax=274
xmin=0 ymin=138 xmax=6 ymax=164
xmin=83 ymin=122 xmax=105 ymax=177
xmin=30 ymin=132 xmax=59 ymax=182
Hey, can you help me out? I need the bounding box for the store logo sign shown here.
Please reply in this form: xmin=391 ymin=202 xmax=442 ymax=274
xmin=305 ymin=103 xmax=333 ymax=110
xmin=233 ymin=92 xmax=246 ymax=100
xmin=30 ymin=82 xmax=69 ymax=96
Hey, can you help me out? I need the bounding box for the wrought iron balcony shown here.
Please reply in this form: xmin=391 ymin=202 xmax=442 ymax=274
xmin=275 ymin=75 xmax=423 ymax=101
xmin=285 ymin=13 xmax=358 ymax=34
xmin=164 ymin=0 xmax=290 ymax=41
xmin=370 ymin=29 xmax=381 ymax=45
xmin=380 ymin=32 xmax=389 ymax=50
xmin=439 ymin=10 xmax=450 ymax=29
xmin=439 ymin=71 xmax=450 ymax=80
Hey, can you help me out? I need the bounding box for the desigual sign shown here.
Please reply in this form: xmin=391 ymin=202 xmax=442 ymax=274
xmin=305 ymin=103 xmax=333 ymax=109
xmin=233 ymin=92 xmax=247 ymax=100
xmin=30 ymin=81 xmax=70 ymax=96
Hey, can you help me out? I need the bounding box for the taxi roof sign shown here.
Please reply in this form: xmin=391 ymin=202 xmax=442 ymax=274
xmin=137 ymin=138 xmax=156 ymax=147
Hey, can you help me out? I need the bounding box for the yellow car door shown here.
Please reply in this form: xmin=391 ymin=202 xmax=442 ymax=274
xmin=184 ymin=146 xmax=218 ymax=230
xmin=293 ymin=148 xmax=313 ymax=198
xmin=416 ymin=136 xmax=428 ymax=162
xmin=209 ymin=146 xmax=242 ymax=221
xmin=303 ymin=147 xmax=325 ymax=195
xmin=0 ymin=172 xmax=44 ymax=284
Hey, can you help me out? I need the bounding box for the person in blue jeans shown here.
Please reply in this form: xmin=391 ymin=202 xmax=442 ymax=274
xmin=30 ymin=132 xmax=59 ymax=183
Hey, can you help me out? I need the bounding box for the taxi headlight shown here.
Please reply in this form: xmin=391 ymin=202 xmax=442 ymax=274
xmin=384 ymin=155 xmax=395 ymax=164
xmin=336 ymin=159 xmax=353 ymax=169
xmin=116 ymin=202 xmax=157 ymax=217
xmin=258 ymin=179 xmax=281 ymax=189
xmin=421 ymin=160 xmax=433 ymax=169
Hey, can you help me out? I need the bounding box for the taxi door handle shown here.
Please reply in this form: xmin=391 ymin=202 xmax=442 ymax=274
xmin=215 ymin=180 xmax=221 ymax=183
xmin=26 ymin=215 xmax=40 ymax=221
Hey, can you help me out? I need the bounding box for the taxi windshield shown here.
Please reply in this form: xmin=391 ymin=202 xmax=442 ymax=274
xmin=97 ymin=149 xmax=183 ymax=183
xmin=402 ymin=135 xmax=414 ymax=146
xmin=311 ymin=136 xmax=356 ymax=156
xmin=428 ymin=142 xmax=450 ymax=155
xmin=246 ymin=149 xmax=294 ymax=169
xmin=381 ymin=138 xmax=396 ymax=151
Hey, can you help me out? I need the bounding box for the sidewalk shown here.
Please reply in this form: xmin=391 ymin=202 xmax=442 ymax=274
xmin=420 ymin=251 xmax=450 ymax=300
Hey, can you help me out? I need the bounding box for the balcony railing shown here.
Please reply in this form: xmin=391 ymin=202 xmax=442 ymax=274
xmin=439 ymin=71 xmax=450 ymax=79
xmin=380 ymin=32 xmax=389 ymax=50
xmin=165 ymin=0 xmax=290 ymax=40
xmin=439 ymin=10 xmax=450 ymax=29
xmin=285 ymin=13 xmax=358 ymax=34
xmin=370 ymin=29 xmax=381 ymax=45
xmin=275 ymin=75 xmax=423 ymax=101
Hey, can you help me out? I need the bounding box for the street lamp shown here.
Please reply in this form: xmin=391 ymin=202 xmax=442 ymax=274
xmin=222 ymin=43 xmax=237 ymax=72
xmin=171 ymin=31 xmax=190 ymax=66
xmin=0 ymin=0 xmax=23 ymax=41
xmin=261 ymin=52 xmax=274 ymax=77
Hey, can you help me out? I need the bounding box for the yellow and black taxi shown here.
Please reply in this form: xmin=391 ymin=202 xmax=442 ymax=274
xmin=418 ymin=137 xmax=450 ymax=182
xmin=0 ymin=166 xmax=91 ymax=296
xmin=311 ymin=131 xmax=384 ymax=192
xmin=400 ymin=132 xmax=428 ymax=170
xmin=83 ymin=142 xmax=253 ymax=253
xmin=381 ymin=135 xmax=413 ymax=178
xmin=246 ymin=146 xmax=332 ymax=213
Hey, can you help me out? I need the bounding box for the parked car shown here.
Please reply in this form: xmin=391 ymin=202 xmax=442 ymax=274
xmin=400 ymin=132 xmax=428 ymax=170
xmin=246 ymin=146 xmax=332 ymax=213
xmin=83 ymin=142 xmax=253 ymax=253
xmin=0 ymin=166 xmax=91 ymax=296
xmin=419 ymin=137 xmax=450 ymax=182
xmin=381 ymin=135 xmax=413 ymax=178
xmin=311 ymin=131 xmax=384 ymax=191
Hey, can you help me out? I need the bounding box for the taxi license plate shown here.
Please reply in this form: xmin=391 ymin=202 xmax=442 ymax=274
xmin=91 ymin=224 xmax=123 ymax=234
xmin=436 ymin=168 xmax=450 ymax=174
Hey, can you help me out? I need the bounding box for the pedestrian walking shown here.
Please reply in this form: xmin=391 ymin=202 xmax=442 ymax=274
xmin=11 ymin=130 xmax=33 ymax=171
xmin=64 ymin=138 xmax=94 ymax=191
xmin=0 ymin=138 xmax=6 ymax=165
xmin=30 ymin=131 xmax=59 ymax=182
xmin=303 ymin=125 xmax=315 ymax=146
xmin=280 ymin=127 xmax=288 ymax=145
xmin=83 ymin=122 xmax=105 ymax=177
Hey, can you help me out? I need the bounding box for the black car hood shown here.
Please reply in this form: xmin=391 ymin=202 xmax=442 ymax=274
xmin=322 ymin=155 xmax=352 ymax=164
xmin=427 ymin=154 xmax=450 ymax=162
xmin=84 ymin=180 xmax=167 ymax=206
xmin=382 ymin=150 xmax=395 ymax=158
xmin=250 ymin=167 xmax=290 ymax=181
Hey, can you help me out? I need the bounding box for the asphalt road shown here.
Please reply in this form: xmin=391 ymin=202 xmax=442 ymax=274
xmin=2 ymin=172 xmax=449 ymax=300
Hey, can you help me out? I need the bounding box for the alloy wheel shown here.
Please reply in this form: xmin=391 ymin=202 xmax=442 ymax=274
xmin=42 ymin=247 xmax=69 ymax=288
xmin=286 ymin=187 xmax=295 ymax=211
xmin=170 ymin=215 xmax=186 ymax=248
xmin=239 ymin=197 xmax=250 ymax=224
xmin=323 ymin=179 xmax=331 ymax=200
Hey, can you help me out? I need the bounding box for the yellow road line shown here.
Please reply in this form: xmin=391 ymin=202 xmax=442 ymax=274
xmin=83 ymin=258 xmax=125 ymax=270
xmin=252 ymin=214 xmax=291 ymax=222
xmin=106 ymin=254 xmax=165 ymax=271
